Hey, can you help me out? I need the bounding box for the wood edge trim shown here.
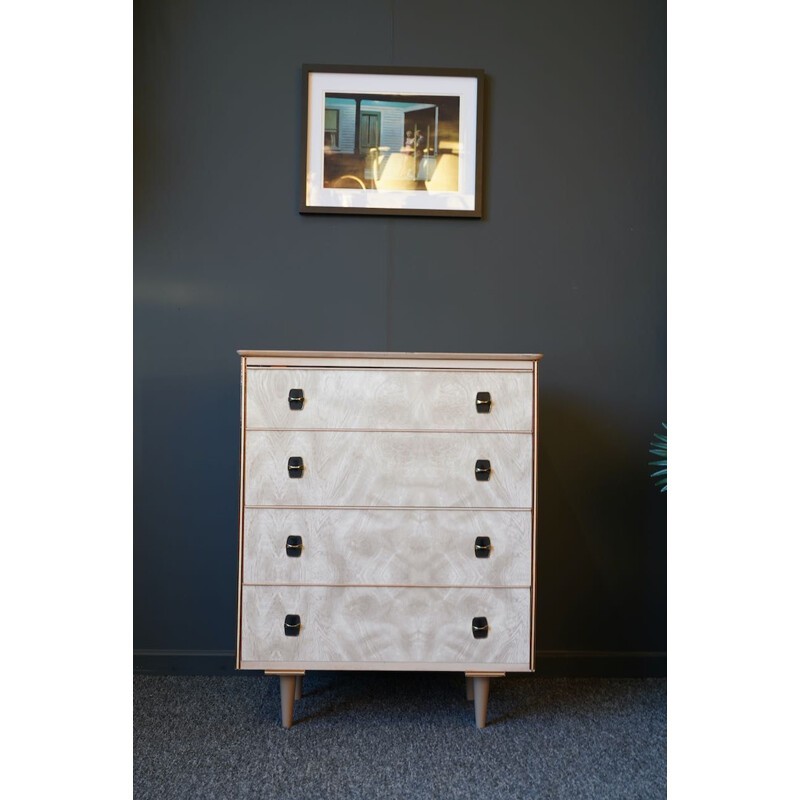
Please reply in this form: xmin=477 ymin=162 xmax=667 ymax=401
xmin=245 ymin=360 xmax=534 ymax=371
xmin=465 ymin=671 xmax=506 ymax=678
xmin=236 ymin=356 xmax=247 ymax=669
xmin=530 ymin=360 xmax=539 ymax=671
xmin=263 ymin=670 xmax=306 ymax=676
xmin=247 ymin=365 xmax=535 ymax=372
xmin=237 ymin=350 xmax=542 ymax=360
xmin=239 ymin=660 xmax=532 ymax=672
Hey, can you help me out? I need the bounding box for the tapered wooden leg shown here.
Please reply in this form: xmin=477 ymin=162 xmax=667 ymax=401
xmin=279 ymin=676 xmax=297 ymax=729
xmin=295 ymin=676 xmax=303 ymax=700
xmin=473 ymin=677 xmax=490 ymax=728
xmin=466 ymin=675 xmax=474 ymax=701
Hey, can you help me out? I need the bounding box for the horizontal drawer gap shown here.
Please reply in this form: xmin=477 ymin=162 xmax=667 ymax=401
xmin=243 ymin=583 xmax=532 ymax=590
xmin=245 ymin=505 xmax=533 ymax=512
xmin=247 ymin=427 xmax=533 ymax=434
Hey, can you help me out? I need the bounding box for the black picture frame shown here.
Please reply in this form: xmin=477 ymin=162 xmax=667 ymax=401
xmin=300 ymin=64 xmax=485 ymax=218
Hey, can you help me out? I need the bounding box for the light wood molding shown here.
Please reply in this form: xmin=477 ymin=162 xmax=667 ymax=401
xmin=243 ymin=508 xmax=532 ymax=586
xmin=239 ymin=349 xmax=542 ymax=361
xmin=242 ymin=660 xmax=531 ymax=672
xmin=246 ymin=368 xmax=533 ymax=432
xmin=263 ymin=669 xmax=306 ymax=676
xmin=241 ymin=585 xmax=531 ymax=666
xmin=236 ymin=357 xmax=247 ymax=669
xmin=531 ymin=360 xmax=539 ymax=671
xmin=247 ymin=358 xmax=535 ymax=370
xmin=465 ymin=671 xmax=507 ymax=677
xmin=244 ymin=430 xmax=533 ymax=508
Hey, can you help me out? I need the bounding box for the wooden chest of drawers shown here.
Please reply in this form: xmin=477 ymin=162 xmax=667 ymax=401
xmin=236 ymin=350 xmax=541 ymax=727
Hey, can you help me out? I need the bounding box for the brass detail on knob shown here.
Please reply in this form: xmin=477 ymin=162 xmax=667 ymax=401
xmin=284 ymin=614 xmax=301 ymax=636
xmin=474 ymin=536 xmax=491 ymax=558
xmin=288 ymin=457 xmax=305 ymax=478
xmin=288 ymin=389 xmax=304 ymax=410
xmin=472 ymin=617 xmax=489 ymax=639
xmin=286 ymin=535 xmax=303 ymax=557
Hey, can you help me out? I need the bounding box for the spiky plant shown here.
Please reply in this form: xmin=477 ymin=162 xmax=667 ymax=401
xmin=649 ymin=423 xmax=667 ymax=493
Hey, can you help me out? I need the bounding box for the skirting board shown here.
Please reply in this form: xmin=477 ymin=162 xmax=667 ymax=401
xmin=134 ymin=650 xmax=666 ymax=678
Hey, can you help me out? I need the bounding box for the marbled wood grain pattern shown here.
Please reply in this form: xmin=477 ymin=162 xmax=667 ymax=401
xmin=243 ymin=508 xmax=532 ymax=586
xmin=246 ymin=369 xmax=533 ymax=431
xmin=240 ymin=586 xmax=531 ymax=665
xmin=244 ymin=431 xmax=532 ymax=508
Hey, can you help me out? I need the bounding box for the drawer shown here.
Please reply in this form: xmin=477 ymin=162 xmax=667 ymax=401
xmin=240 ymin=585 xmax=531 ymax=666
xmin=244 ymin=431 xmax=532 ymax=508
xmin=243 ymin=508 xmax=532 ymax=586
xmin=246 ymin=368 xmax=533 ymax=431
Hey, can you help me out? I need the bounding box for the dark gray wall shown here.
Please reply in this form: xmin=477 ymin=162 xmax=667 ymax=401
xmin=134 ymin=0 xmax=666 ymax=671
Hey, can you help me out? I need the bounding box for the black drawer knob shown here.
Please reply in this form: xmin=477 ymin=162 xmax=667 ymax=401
xmin=474 ymin=459 xmax=491 ymax=481
xmin=476 ymin=392 xmax=492 ymax=413
xmin=288 ymin=457 xmax=305 ymax=478
xmin=472 ymin=617 xmax=489 ymax=639
xmin=474 ymin=536 xmax=491 ymax=558
xmin=286 ymin=535 xmax=303 ymax=557
xmin=288 ymin=388 xmax=305 ymax=410
xmin=284 ymin=614 xmax=301 ymax=636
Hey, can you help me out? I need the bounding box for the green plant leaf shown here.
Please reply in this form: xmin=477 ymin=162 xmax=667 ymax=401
xmin=649 ymin=423 xmax=666 ymax=493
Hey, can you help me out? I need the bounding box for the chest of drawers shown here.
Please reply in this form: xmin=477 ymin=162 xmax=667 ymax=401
xmin=236 ymin=350 xmax=541 ymax=727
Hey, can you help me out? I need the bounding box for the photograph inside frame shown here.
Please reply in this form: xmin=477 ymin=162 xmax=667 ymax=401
xmin=322 ymin=92 xmax=460 ymax=192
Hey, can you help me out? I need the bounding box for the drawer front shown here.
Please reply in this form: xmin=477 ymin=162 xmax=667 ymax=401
xmin=246 ymin=368 xmax=533 ymax=431
xmin=241 ymin=585 xmax=531 ymax=666
xmin=243 ymin=508 xmax=532 ymax=586
xmin=244 ymin=431 xmax=532 ymax=508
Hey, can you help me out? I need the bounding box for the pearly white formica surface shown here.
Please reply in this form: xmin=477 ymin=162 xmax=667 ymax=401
xmin=243 ymin=507 xmax=532 ymax=586
xmin=246 ymin=368 xmax=533 ymax=431
xmin=244 ymin=430 xmax=532 ymax=508
xmin=241 ymin=585 xmax=531 ymax=665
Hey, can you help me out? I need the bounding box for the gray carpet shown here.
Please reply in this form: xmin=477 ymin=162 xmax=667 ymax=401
xmin=134 ymin=672 xmax=666 ymax=799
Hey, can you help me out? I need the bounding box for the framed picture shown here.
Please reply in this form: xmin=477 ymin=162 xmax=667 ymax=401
xmin=300 ymin=64 xmax=485 ymax=218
